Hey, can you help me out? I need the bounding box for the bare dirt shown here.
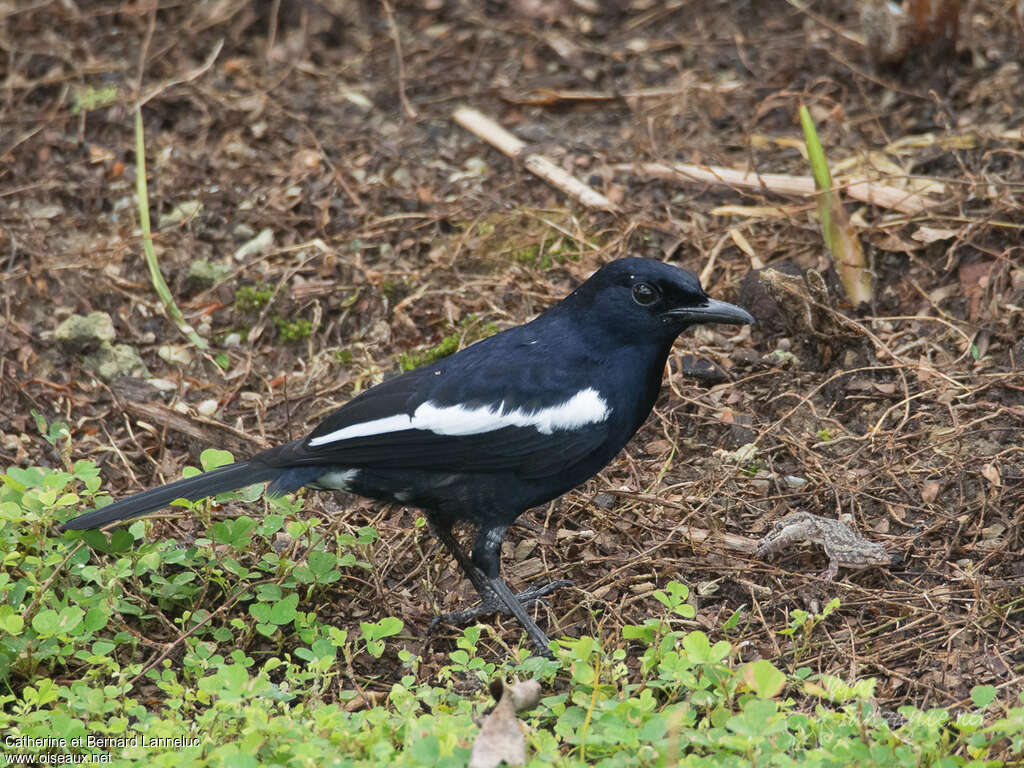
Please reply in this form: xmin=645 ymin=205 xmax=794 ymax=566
xmin=2 ymin=1 xmax=1022 ymax=711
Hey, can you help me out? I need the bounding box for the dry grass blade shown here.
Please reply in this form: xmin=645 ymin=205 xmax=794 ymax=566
xmin=134 ymin=110 xmax=209 ymax=351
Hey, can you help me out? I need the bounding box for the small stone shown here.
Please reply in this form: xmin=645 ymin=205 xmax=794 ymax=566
xmin=714 ymin=442 xmax=758 ymax=464
xmin=157 ymin=345 xmax=194 ymax=366
xmin=196 ymin=398 xmax=219 ymax=417
xmin=764 ymin=348 xmax=796 ymax=366
xmin=514 ymin=538 xmax=537 ymax=561
xmin=234 ymin=223 xmax=256 ymax=240
xmin=147 ymin=378 xmax=178 ymax=392
xmin=340 ymin=89 xmax=374 ymax=110
xmin=82 ymin=342 xmax=149 ymax=380
xmin=26 ymin=202 xmax=64 ymax=219
xmin=159 ymin=200 xmax=202 ymax=227
xmin=54 ymin=312 xmax=116 ymax=352
xmin=234 ymin=228 xmax=275 ymax=261
xmin=187 ymin=259 xmax=233 ymax=287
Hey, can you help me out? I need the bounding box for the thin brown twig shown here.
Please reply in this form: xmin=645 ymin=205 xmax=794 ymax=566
xmin=135 ymin=3 xmax=158 ymax=96
xmin=127 ymin=598 xmax=238 ymax=689
xmin=381 ymin=0 xmax=417 ymax=119
xmin=454 ymin=106 xmax=619 ymax=213
xmin=135 ymin=39 xmax=224 ymax=109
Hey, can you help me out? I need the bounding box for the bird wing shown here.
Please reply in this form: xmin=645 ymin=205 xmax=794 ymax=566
xmin=255 ymin=355 xmax=612 ymax=480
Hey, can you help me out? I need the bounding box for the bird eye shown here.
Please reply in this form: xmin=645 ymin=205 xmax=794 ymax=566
xmin=631 ymin=282 xmax=659 ymax=306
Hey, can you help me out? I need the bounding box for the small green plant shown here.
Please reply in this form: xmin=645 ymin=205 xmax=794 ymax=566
xmin=233 ymin=284 xmax=274 ymax=313
xmin=71 ymin=85 xmax=118 ymax=114
xmin=740 ymin=459 xmax=765 ymax=477
xmin=399 ymin=330 xmax=460 ymax=371
xmin=0 ymin=512 xmax=1021 ymax=768
xmin=380 ymin=278 xmax=411 ymax=303
xmin=778 ymin=596 xmax=841 ymax=662
xmin=437 ymin=625 xmax=498 ymax=684
xmin=274 ymin=316 xmax=312 ymax=342
xmin=799 ymin=104 xmax=872 ymax=305
xmin=31 ymin=410 xmax=73 ymax=472
xmin=359 ymin=616 xmax=404 ymax=658
xmin=511 ymin=231 xmax=577 ymax=269
xmin=398 ymin=315 xmax=499 ymax=371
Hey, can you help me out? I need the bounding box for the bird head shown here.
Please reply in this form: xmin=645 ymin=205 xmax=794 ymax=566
xmin=571 ymin=258 xmax=754 ymax=342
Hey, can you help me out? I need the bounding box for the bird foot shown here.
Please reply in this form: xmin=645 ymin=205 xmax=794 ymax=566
xmin=428 ymin=579 xmax=573 ymax=633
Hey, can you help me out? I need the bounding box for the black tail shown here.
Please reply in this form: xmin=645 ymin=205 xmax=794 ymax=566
xmin=61 ymin=462 xmax=280 ymax=530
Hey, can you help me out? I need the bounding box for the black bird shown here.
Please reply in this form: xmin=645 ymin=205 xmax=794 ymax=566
xmin=62 ymin=258 xmax=754 ymax=655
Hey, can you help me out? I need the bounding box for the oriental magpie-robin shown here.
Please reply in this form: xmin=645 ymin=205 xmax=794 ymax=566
xmin=62 ymin=258 xmax=754 ymax=655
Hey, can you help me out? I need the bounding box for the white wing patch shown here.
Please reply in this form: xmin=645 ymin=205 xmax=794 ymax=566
xmin=308 ymin=387 xmax=610 ymax=447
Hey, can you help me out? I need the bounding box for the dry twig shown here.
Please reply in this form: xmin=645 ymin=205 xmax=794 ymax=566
xmin=613 ymin=161 xmax=940 ymax=215
xmin=454 ymin=107 xmax=619 ymax=213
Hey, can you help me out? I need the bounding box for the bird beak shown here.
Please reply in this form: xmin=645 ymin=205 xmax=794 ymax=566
xmin=663 ymin=298 xmax=755 ymax=326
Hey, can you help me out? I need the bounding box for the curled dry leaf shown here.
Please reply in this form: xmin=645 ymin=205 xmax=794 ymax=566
xmin=912 ymin=226 xmax=958 ymax=244
xmin=829 ymin=207 xmax=873 ymax=307
xmin=920 ymin=481 xmax=941 ymax=504
xmin=469 ymin=678 xmax=542 ymax=768
xmin=981 ymin=463 xmax=1002 ymax=487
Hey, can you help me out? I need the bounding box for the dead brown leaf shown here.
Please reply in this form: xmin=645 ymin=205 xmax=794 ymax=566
xmin=921 ymin=481 xmax=941 ymax=504
xmin=469 ymin=679 xmax=541 ymax=768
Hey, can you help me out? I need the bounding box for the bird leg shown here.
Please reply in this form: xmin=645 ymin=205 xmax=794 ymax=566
xmin=427 ymin=522 xmax=570 ymax=657
xmin=431 ymin=579 xmax=571 ymax=627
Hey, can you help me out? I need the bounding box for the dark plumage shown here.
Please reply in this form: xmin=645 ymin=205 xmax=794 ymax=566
xmin=62 ymin=258 xmax=754 ymax=655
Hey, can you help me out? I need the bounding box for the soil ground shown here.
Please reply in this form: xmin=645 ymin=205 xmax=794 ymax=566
xmin=2 ymin=1 xmax=1022 ymax=712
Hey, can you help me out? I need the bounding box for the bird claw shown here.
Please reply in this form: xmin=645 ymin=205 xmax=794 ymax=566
xmin=428 ymin=578 xmax=574 ymax=632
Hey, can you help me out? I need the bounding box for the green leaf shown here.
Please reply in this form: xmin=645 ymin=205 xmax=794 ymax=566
xmin=268 ymin=594 xmax=299 ymax=625
xmin=726 ymin=698 xmax=782 ymax=739
xmin=31 ymin=609 xmax=59 ymax=635
xmin=1 ymin=612 xmax=24 ymax=635
xmin=260 ymin=514 xmax=284 ymax=536
xmin=743 ymin=660 xmax=787 ymax=699
xmin=200 ymin=448 xmax=235 ymax=471
xmin=375 ymin=616 xmax=403 ymax=637
xmin=31 ymin=410 xmax=48 ymax=438
xmin=31 ymin=607 xmax=83 ymax=637
xmin=360 ymin=617 xmax=403 ymax=658
xmin=82 ymin=607 xmax=109 ymax=633
xmin=409 ymin=734 xmax=440 ymax=765
xmin=681 ymin=630 xmax=711 ymax=660
xmin=971 ymin=685 xmax=997 ymax=709
xmin=722 ymin=605 xmax=746 ymax=631
xmin=308 ymin=549 xmax=336 ymax=576
xmin=109 ymin=528 xmax=134 ymax=553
